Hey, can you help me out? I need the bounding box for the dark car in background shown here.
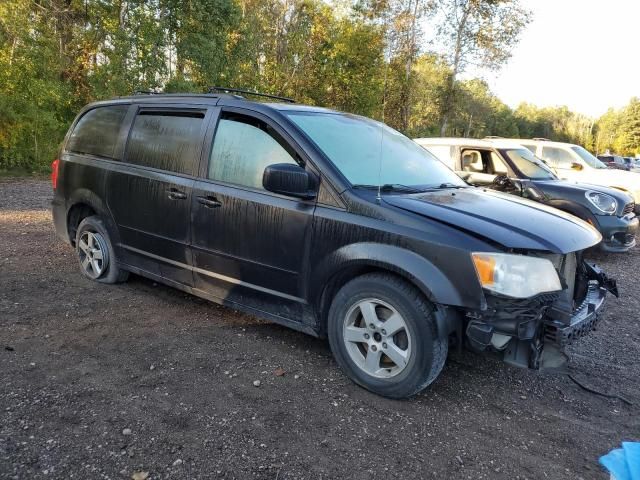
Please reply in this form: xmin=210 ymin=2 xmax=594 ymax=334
xmin=52 ymin=90 xmax=616 ymax=398
xmin=624 ymin=157 xmax=640 ymax=173
xmin=415 ymin=137 xmax=638 ymax=252
xmin=598 ymin=154 xmax=628 ymax=170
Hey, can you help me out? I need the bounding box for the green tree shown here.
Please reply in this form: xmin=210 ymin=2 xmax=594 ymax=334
xmin=161 ymin=0 xmax=240 ymax=89
xmin=618 ymin=98 xmax=640 ymax=156
xmin=431 ymin=0 xmax=531 ymax=135
xmin=404 ymin=54 xmax=449 ymax=136
xmin=0 ymin=0 xmax=78 ymax=170
xmin=6 ymin=0 xmax=629 ymax=172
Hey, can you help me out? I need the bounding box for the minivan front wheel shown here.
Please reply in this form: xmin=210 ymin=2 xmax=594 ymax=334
xmin=328 ymin=273 xmax=447 ymax=398
xmin=75 ymin=216 xmax=129 ymax=284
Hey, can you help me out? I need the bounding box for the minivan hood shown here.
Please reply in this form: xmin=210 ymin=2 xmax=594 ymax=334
xmin=384 ymin=188 xmax=601 ymax=254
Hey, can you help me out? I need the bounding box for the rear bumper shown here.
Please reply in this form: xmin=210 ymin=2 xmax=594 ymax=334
xmin=51 ymin=198 xmax=70 ymax=244
xmin=595 ymin=214 xmax=638 ymax=252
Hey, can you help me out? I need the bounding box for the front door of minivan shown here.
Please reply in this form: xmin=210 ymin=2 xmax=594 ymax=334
xmin=107 ymin=107 xmax=210 ymax=285
xmin=191 ymin=108 xmax=316 ymax=325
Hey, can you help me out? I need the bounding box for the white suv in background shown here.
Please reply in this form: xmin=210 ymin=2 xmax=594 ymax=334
xmin=492 ymin=139 xmax=640 ymax=210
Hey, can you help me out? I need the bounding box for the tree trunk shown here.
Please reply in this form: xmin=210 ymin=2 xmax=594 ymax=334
xmin=440 ymin=112 xmax=450 ymax=136
xmin=119 ymin=1 xmax=127 ymax=28
xmin=440 ymin=69 xmax=457 ymax=136
xmin=9 ymin=37 xmax=17 ymax=66
xmin=401 ymin=0 xmax=421 ymax=131
xmin=440 ymin=1 xmax=470 ymax=136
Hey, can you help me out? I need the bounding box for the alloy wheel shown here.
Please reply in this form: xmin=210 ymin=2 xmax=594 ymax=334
xmin=78 ymin=231 xmax=107 ymax=279
xmin=342 ymin=298 xmax=412 ymax=378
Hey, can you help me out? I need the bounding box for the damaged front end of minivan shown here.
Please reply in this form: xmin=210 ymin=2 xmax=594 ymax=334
xmin=383 ymin=189 xmax=619 ymax=372
xmin=463 ymin=250 xmax=618 ymax=370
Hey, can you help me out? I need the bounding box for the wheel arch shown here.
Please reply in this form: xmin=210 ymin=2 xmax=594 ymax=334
xmin=545 ymin=198 xmax=598 ymax=226
xmin=66 ymin=189 xmax=118 ymax=246
xmin=312 ymin=243 xmax=465 ymax=337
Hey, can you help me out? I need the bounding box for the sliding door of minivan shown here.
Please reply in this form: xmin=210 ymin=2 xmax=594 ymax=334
xmin=107 ymin=106 xmax=210 ymax=286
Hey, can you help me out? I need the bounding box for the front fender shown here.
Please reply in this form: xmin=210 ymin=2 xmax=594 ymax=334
xmin=311 ymin=242 xmax=478 ymax=309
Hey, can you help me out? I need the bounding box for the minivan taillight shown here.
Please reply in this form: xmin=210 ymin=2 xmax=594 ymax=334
xmin=51 ymin=159 xmax=60 ymax=189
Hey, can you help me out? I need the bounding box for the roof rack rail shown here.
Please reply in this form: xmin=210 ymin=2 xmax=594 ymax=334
xmin=532 ymin=137 xmax=551 ymax=141
xmin=484 ymin=136 xmax=503 ymax=139
xmin=132 ymin=89 xmax=160 ymax=95
xmin=207 ymin=86 xmax=295 ymax=103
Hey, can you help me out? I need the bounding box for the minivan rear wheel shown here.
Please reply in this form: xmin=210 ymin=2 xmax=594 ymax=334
xmin=75 ymin=216 xmax=129 ymax=284
xmin=327 ymin=273 xmax=447 ymax=399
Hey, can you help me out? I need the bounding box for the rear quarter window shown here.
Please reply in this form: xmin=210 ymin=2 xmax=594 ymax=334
xmin=66 ymin=105 xmax=129 ymax=159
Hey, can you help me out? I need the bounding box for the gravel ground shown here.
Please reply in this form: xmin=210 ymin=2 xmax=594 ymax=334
xmin=1 ymin=177 xmax=639 ymax=480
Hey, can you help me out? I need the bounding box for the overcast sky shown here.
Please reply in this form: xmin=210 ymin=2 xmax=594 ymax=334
xmin=482 ymin=0 xmax=640 ymax=117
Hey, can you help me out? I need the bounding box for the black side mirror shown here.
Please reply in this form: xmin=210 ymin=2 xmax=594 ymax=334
xmin=263 ymin=163 xmax=316 ymax=199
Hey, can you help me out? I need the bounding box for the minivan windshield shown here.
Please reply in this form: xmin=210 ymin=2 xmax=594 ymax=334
xmin=501 ymin=148 xmax=556 ymax=180
xmin=571 ymin=146 xmax=608 ymax=169
xmin=286 ymin=112 xmax=466 ymax=190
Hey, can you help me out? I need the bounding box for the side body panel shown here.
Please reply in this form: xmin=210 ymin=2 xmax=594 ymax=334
xmin=106 ymin=164 xmax=195 ymax=282
xmin=54 ymin=154 xmax=112 ymax=241
xmin=191 ymin=178 xmax=317 ymax=323
xmin=307 ymin=193 xmax=493 ymax=314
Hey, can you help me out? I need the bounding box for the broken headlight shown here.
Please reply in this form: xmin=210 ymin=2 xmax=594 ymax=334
xmin=471 ymin=252 xmax=562 ymax=298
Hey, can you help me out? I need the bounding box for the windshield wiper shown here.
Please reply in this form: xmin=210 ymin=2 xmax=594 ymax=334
xmin=352 ymin=184 xmax=426 ymax=193
xmin=420 ymin=182 xmax=468 ymax=190
xmin=381 ymin=183 xmax=427 ymax=193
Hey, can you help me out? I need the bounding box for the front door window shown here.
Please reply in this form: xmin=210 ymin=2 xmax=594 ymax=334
xmin=540 ymin=147 xmax=577 ymax=170
xmin=208 ymin=113 xmax=299 ymax=190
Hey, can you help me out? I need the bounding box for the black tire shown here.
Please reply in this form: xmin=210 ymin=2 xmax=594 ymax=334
xmin=327 ymin=273 xmax=447 ymax=399
xmin=75 ymin=216 xmax=129 ymax=284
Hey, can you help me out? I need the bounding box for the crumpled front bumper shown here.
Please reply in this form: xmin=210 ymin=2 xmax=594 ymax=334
xmin=543 ymin=263 xmax=617 ymax=347
xmin=543 ymin=283 xmax=606 ymax=347
xmin=464 ymin=262 xmax=617 ymax=370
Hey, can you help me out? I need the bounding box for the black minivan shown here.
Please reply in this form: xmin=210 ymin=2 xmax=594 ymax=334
xmin=52 ymin=91 xmax=617 ymax=398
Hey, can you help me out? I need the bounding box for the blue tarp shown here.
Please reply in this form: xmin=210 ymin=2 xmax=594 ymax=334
xmin=600 ymin=442 xmax=640 ymax=480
